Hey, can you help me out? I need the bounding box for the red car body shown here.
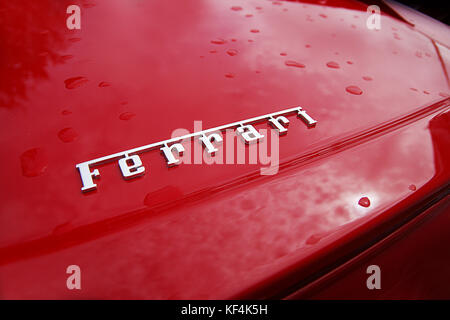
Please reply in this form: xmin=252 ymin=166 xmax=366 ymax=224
xmin=0 ymin=0 xmax=449 ymax=299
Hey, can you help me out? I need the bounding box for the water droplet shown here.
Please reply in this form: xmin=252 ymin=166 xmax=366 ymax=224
xmin=61 ymin=110 xmax=72 ymax=115
xmin=119 ymin=112 xmax=136 ymax=120
xmin=394 ymin=33 xmax=401 ymax=40
xmin=280 ymin=52 xmax=287 ymax=56
xmin=439 ymin=92 xmax=449 ymax=98
xmin=410 ymin=88 xmax=418 ymax=92
xmin=226 ymin=49 xmax=238 ymax=56
xmin=409 ymin=184 xmax=417 ymax=191
xmin=225 ymin=73 xmax=235 ymax=78
xmin=248 ymin=39 xmax=254 ymax=42
xmin=326 ymin=61 xmax=340 ymax=69
xmin=250 ymin=29 xmax=260 ymax=33
xmin=347 ymin=60 xmax=353 ymax=64
xmin=272 ymin=1 xmax=282 ymax=5
xmin=64 ymin=76 xmax=88 ymax=89
xmin=231 ymin=38 xmax=237 ymax=42
xmin=256 ymin=6 xmax=262 ymax=10
xmin=305 ymin=44 xmax=311 ymax=48
xmin=305 ymin=234 xmax=322 ymax=245
xmin=255 ymin=70 xmax=261 ymax=74
xmin=362 ymin=76 xmax=373 ymax=81
xmin=209 ymin=50 xmax=217 ymax=54
xmin=415 ymin=51 xmax=423 ymax=58
xmin=346 ymin=85 xmax=363 ymax=95
xmin=61 ymin=55 xmax=73 ymax=62
xmin=358 ymin=197 xmax=370 ymax=207
xmin=52 ymin=222 xmax=73 ymax=236
xmin=211 ymin=38 xmax=227 ymax=45
xmin=423 ymin=90 xmax=430 ymax=94
xmin=285 ymin=60 xmax=305 ymax=68
xmin=231 ymin=6 xmax=242 ymax=11
xmin=98 ymin=81 xmax=111 ymax=87
xmin=58 ymin=128 xmax=78 ymax=143
xmin=20 ymin=148 xmax=48 ymax=177
xmin=245 ymin=14 xmax=253 ymax=18
xmin=319 ymin=14 xmax=327 ymax=18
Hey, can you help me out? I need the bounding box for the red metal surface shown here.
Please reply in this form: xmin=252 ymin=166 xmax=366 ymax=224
xmin=0 ymin=0 xmax=449 ymax=299
xmin=288 ymin=195 xmax=450 ymax=299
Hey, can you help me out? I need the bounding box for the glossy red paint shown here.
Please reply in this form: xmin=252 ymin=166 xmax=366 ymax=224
xmin=0 ymin=0 xmax=449 ymax=299
xmin=288 ymin=196 xmax=450 ymax=299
